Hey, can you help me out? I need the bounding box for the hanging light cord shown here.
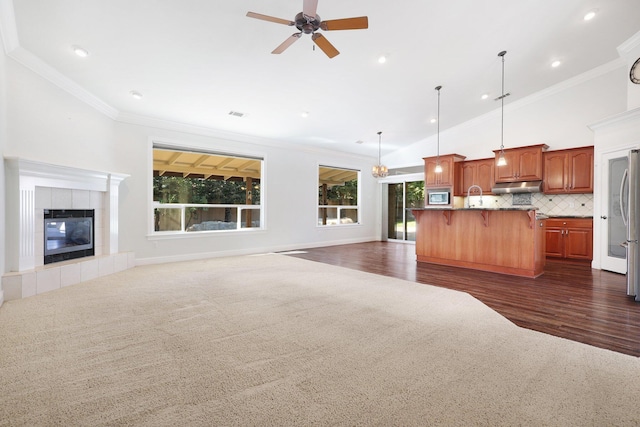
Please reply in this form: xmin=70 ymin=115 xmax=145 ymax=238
xmin=377 ymin=131 xmax=382 ymax=165
xmin=499 ymin=51 xmax=506 ymax=153
xmin=436 ymin=86 xmax=441 ymax=161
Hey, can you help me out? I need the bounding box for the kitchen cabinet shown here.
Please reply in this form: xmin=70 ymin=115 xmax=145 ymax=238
xmin=543 ymin=146 xmax=594 ymax=194
xmin=455 ymin=158 xmax=495 ymax=196
xmin=545 ymin=218 xmax=593 ymax=260
xmin=494 ymin=144 xmax=548 ymax=183
xmin=424 ymin=154 xmax=466 ymax=188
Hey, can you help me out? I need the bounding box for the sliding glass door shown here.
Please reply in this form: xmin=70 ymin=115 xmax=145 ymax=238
xmin=387 ymin=180 xmax=424 ymax=241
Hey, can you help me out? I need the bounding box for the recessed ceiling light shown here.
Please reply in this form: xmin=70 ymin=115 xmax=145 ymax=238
xmin=130 ymin=91 xmax=143 ymax=100
xmin=584 ymin=10 xmax=596 ymax=21
xmin=430 ymin=118 xmax=437 ymax=124
xmin=481 ymin=93 xmax=489 ymax=100
xmin=72 ymin=45 xmax=89 ymax=58
xmin=378 ymin=55 xmax=387 ymax=64
xmin=301 ymin=111 xmax=309 ymax=118
xmin=551 ymin=60 xmax=561 ymax=68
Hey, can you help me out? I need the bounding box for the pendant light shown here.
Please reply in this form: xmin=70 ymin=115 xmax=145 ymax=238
xmin=496 ymin=50 xmax=508 ymax=167
xmin=372 ymin=131 xmax=388 ymax=178
xmin=434 ymin=85 xmax=443 ymax=173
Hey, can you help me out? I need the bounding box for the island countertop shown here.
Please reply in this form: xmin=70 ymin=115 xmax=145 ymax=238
xmin=411 ymin=207 xmax=545 ymax=278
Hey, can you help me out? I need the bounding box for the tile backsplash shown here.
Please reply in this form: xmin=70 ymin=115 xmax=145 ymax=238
xmin=464 ymin=193 xmax=594 ymax=216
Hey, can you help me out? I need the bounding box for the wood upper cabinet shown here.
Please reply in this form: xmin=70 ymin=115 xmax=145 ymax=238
xmin=543 ymin=146 xmax=594 ymax=194
xmin=494 ymin=144 xmax=548 ymax=183
xmin=545 ymin=218 xmax=593 ymax=260
xmin=424 ymin=154 xmax=465 ymax=188
xmin=455 ymin=158 xmax=495 ymax=196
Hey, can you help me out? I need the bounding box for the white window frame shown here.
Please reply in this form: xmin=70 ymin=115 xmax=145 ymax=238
xmin=149 ymin=140 xmax=264 ymax=237
xmin=317 ymin=165 xmax=361 ymax=227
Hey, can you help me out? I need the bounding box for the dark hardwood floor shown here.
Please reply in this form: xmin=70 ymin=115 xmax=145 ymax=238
xmin=287 ymin=242 xmax=640 ymax=357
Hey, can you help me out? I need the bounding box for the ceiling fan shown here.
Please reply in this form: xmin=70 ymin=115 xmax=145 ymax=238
xmin=246 ymin=0 xmax=368 ymax=58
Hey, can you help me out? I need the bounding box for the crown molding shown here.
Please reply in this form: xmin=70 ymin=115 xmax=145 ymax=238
xmin=0 ymin=0 xmax=19 ymax=53
xmin=118 ymin=112 xmax=376 ymax=162
xmin=588 ymin=106 xmax=640 ymax=131
xmin=617 ymin=30 xmax=640 ymax=58
xmin=8 ymin=47 xmax=119 ymax=119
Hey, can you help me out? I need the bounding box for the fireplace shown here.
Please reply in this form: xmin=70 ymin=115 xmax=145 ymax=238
xmin=44 ymin=209 xmax=95 ymax=264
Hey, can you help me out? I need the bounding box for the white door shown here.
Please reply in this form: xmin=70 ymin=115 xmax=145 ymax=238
xmin=600 ymin=149 xmax=629 ymax=273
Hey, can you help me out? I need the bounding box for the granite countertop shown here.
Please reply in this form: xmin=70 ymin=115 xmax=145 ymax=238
xmin=413 ymin=206 xmax=538 ymax=211
xmin=545 ymin=215 xmax=594 ymax=218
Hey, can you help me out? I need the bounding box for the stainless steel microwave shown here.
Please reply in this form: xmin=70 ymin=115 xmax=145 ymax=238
xmin=428 ymin=191 xmax=450 ymax=205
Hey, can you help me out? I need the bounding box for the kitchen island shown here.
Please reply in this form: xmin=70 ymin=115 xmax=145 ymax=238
xmin=412 ymin=207 xmax=545 ymax=278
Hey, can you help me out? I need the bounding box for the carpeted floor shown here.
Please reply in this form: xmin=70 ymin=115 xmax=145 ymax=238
xmin=1 ymin=254 xmax=639 ymax=426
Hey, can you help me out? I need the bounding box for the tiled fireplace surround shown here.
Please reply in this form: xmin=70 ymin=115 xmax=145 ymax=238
xmin=1 ymin=158 xmax=133 ymax=303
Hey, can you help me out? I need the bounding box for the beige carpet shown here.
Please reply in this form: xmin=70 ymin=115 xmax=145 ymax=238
xmin=1 ymin=254 xmax=639 ymax=426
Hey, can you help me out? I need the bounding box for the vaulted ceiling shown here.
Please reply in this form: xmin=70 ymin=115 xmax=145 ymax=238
xmin=5 ymin=1 xmax=640 ymax=157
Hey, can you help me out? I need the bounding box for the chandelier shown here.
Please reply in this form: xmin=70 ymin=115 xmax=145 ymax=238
xmin=372 ymin=131 xmax=388 ymax=178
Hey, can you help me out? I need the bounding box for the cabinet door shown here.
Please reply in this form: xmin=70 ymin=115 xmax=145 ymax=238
xmin=460 ymin=162 xmax=477 ymax=194
xmin=495 ymin=151 xmax=518 ymax=182
xmin=568 ymin=148 xmax=594 ymax=193
xmin=438 ymin=157 xmax=454 ymax=186
xmin=543 ymin=152 xmax=568 ymax=193
xmin=424 ymin=158 xmax=440 ymax=186
xmin=425 ymin=157 xmax=454 ymax=187
xmin=565 ymin=228 xmax=593 ymax=260
xmin=517 ymin=148 xmax=543 ymax=181
xmin=476 ymin=160 xmax=495 ymax=193
xmin=545 ymin=227 xmax=564 ymax=257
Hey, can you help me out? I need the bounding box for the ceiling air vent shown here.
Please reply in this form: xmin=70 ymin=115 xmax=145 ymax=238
xmin=228 ymin=111 xmax=245 ymax=118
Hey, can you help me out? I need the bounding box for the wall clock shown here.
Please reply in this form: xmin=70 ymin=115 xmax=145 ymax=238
xmin=631 ymin=57 xmax=640 ymax=84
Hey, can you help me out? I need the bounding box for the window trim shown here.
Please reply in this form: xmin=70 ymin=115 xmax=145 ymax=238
xmin=149 ymin=139 xmax=265 ymax=237
xmin=317 ymin=164 xmax=361 ymax=227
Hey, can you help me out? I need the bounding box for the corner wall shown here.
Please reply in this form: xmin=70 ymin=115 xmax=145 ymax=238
xmin=0 ymin=45 xmax=7 ymax=305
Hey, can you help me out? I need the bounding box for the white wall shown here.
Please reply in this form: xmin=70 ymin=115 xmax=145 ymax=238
xmin=112 ymin=121 xmax=380 ymax=264
xmin=0 ymin=43 xmax=7 ymax=299
xmin=383 ymin=64 xmax=629 ymax=168
xmin=1 ymin=56 xmax=380 ymax=271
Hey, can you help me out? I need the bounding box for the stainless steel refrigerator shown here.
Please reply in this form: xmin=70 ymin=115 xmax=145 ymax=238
xmin=622 ymin=149 xmax=640 ymax=301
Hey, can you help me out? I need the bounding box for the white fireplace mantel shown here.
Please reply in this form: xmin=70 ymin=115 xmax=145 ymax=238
xmin=4 ymin=157 xmax=129 ymax=272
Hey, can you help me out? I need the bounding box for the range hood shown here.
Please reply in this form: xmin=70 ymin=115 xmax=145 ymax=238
xmin=491 ymin=181 xmax=543 ymax=194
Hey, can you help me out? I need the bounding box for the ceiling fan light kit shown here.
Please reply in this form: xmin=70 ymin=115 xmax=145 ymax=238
xmin=247 ymin=0 xmax=368 ymax=58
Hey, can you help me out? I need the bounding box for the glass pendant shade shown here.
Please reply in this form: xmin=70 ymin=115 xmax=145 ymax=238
xmin=372 ymin=131 xmax=388 ymax=178
xmin=434 ymin=163 xmax=443 ymax=174
xmin=497 ymin=151 xmax=507 ymax=167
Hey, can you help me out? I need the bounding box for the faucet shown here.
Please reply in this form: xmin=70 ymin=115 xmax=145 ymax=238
xmin=467 ymin=185 xmax=483 ymax=208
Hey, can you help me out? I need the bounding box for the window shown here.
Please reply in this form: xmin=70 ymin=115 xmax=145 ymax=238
xmin=152 ymin=145 xmax=262 ymax=233
xmin=318 ymin=166 xmax=360 ymax=226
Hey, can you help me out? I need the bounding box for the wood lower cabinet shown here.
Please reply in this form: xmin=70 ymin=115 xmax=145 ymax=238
xmin=455 ymin=158 xmax=495 ymax=196
xmin=545 ymin=218 xmax=593 ymax=260
xmin=543 ymin=146 xmax=594 ymax=194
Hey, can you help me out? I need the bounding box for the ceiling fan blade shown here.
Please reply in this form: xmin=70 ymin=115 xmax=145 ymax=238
xmin=272 ymin=33 xmax=302 ymax=54
xmin=311 ymin=33 xmax=339 ymax=58
xmin=246 ymin=11 xmax=294 ymax=26
xmin=320 ymin=16 xmax=369 ymax=31
xmin=303 ymin=0 xmax=319 ymax=18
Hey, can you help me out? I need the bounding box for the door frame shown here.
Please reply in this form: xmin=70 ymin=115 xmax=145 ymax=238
xmin=595 ymin=145 xmax=637 ymax=273
xmin=378 ymin=172 xmax=424 ymax=243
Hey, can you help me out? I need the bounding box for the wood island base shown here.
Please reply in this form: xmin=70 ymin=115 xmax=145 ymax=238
xmin=412 ymin=208 xmax=546 ymax=278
